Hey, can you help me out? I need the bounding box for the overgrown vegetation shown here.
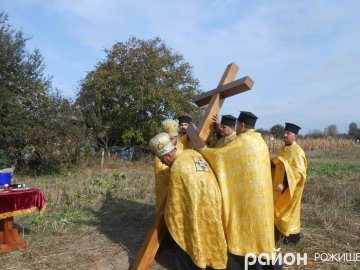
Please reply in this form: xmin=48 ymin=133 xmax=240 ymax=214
xmin=0 ymin=12 xmax=93 ymax=174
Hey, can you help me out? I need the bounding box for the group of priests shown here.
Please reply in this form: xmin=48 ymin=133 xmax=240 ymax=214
xmin=149 ymin=112 xmax=307 ymax=270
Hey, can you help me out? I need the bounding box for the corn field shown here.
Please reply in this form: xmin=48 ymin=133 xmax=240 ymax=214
xmin=265 ymin=137 xmax=356 ymax=154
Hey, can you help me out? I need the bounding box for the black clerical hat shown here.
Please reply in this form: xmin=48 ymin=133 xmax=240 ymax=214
xmin=221 ymin=115 xmax=237 ymax=127
xmin=237 ymin=111 xmax=258 ymax=128
xmin=178 ymin=115 xmax=192 ymax=124
xmin=284 ymin=123 xmax=301 ymax=134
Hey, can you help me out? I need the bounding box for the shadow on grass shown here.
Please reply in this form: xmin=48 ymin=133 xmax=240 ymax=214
xmin=91 ymin=193 xmax=172 ymax=269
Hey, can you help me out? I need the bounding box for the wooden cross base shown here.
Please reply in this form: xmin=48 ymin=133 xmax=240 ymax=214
xmin=130 ymin=201 xmax=167 ymax=270
xmin=0 ymin=217 xmax=28 ymax=253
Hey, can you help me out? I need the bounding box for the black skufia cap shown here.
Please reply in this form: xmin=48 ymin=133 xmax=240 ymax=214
xmin=221 ymin=115 xmax=237 ymax=127
xmin=178 ymin=115 xmax=192 ymax=124
xmin=237 ymin=111 xmax=258 ymax=128
xmin=284 ymin=123 xmax=301 ymax=134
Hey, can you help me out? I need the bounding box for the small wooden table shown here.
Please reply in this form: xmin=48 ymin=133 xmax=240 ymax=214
xmin=0 ymin=188 xmax=46 ymax=252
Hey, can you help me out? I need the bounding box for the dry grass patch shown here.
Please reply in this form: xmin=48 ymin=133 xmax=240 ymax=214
xmin=266 ymin=138 xmax=356 ymax=154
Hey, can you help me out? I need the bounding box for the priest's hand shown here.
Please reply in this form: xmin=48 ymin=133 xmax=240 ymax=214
xmin=212 ymin=114 xmax=220 ymax=131
xmin=275 ymin=183 xmax=284 ymax=193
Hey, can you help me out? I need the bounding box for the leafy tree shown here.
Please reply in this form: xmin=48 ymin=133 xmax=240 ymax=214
xmin=324 ymin=124 xmax=339 ymax=137
xmin=76 ymin=36 xmax=202 ymax=147
xmin=0 ymin=11 xmax=49 ymax=168
xmin=348 ymin=122 xmax=359 ymax=139
xmin=270 ymin=124 xmax=284 ymax=139
xmin=0 ymin=12 xmax=92 ymax=173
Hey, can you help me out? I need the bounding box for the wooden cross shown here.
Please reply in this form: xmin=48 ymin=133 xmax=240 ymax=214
xmin=187 ymin=63 xmax=253 ymax=148
xmin=130 ymin=62 xmax=254 ymax=269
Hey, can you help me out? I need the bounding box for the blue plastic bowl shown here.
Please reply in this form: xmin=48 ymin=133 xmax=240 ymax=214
xmin=0 ymin=172 xmax=12 ymax=186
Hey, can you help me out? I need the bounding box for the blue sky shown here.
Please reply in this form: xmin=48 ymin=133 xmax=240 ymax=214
xmin=2 ymin=0 xmax=360 ymax=134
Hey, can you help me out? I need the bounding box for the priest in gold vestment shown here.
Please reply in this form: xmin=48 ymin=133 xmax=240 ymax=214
xmin=154 ymin=119 xmax=184 ymax=211
xmin=201 ymin=111 xmax=281 ymax=270
xmin=208 ymin=114 xmax=237 ymax=148
xmin=149 ymin=132 xmax=227 ymax=269
xmin=272 ymin=123 xmax=307 ymax=246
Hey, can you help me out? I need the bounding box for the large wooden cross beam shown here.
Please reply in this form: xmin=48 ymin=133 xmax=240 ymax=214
xmin=130 ymin=62 xmax=254 ymax=269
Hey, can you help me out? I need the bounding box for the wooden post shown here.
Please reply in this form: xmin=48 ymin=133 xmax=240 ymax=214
xmin=0 ymin=217 xmax=27 ymax=253
xmin=130 ymin=62 xmax=254 ymax=269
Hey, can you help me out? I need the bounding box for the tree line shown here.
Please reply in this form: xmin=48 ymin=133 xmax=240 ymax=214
xmin=258 ymin=123 xmax=360 ymax=140
xmin=1 ymin=11 xmax=358 ymax=174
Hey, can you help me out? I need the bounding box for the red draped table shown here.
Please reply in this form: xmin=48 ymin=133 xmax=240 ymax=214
xmin=0 ymin=188 xmax=47 ymax=252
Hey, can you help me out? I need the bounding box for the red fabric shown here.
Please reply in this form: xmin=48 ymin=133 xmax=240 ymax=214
xmin=0 ymin=188 xmax=47 ymax=216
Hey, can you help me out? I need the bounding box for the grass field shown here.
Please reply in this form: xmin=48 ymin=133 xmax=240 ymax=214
xmin=1 ymin=145 xmax=359 ymax=269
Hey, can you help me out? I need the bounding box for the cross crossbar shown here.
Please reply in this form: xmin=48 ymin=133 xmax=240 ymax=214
xmin=194 ymin=76 xmax=254 ymax=107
